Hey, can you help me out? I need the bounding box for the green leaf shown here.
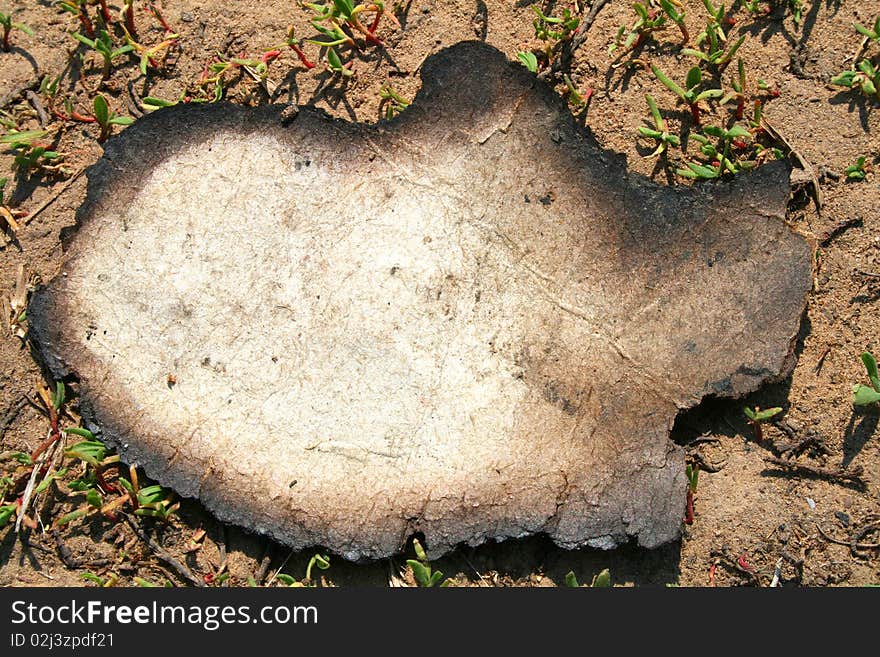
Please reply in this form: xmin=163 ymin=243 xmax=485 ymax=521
xmin=35 ymin=468 xmax=68 ymax=494
xmin=72 ymin=33 xmax=97 ymax=49
xmin=695 ymin=88 xmax=724 ymax=102
xmin=65 ymin=440 xmax=107 ymax=467
xmin=64 ymin=427 xmax=95 ymax=440
xmin=109 ymin=116 xmax=134 ymax=126
xmin=111 ymin=45 xmax=135 ymax=58
xmin=93 ymin=95 xmax=109 ymax=126
xmin=1 ymin=129 xmax=48 ymax=145
xmin=564 ymin=570 xmax=579 ymax=587
xmin=591 ymin=568 xmax=611 ymax=587
xmin=854 ymin=22 xmax=878 ymax=40
xmin=134 ymin=577 xmax=158 ymax=587
xmin=408 ymin=559 xmax=433 ymax=587
xmin=412 ymin=537 xmax=428 ymax=562
xmin=52 ymin=381 xmax=66 ymax=410
xmin=726 ymin=124 xmax=751 ymax=139
xmin=0 ymin=504 xmax=17 ymax=528
xmin=652 ymin=65 xmax=686 ymax=100
xmin=831 ymin=71 xmax=856 ymax=87
xmin=681 ymin=48 xmax=708 ymax=61
xmin=745 ymin=406 xmax=782 ymax=422
xmin=56 ymin=508 xmax=89 ymax=526
xmin=853 ymin=384 xmax=880 ymax=406
xmin=686 ymin=66 xmax=702 ymax=91
xmin=80 ymin=572 xmax=105 ymax=586
xmin=12 ymin=23 xmax=34 ymax=36
xmin=275 ymin=573 xmax=297 ymax=585
xmin=685 ymin=162 xmax=719 ymax=179
xmin=86 ymin=488 xmax=102 ymax=508
xmin=142 ymin=96 xmax=178 ymax=108
xmin=516 ymin=51 xmax=538 ymax=73
xmin=861 ymin=352 xmax=880 ymax=391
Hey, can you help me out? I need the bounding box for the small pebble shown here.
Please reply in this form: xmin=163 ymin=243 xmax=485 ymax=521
xmin=834 ymin=511 xmax=850 ymax=527
xmin=807 ymin=497 xmax=816 ymax=510
xmin=181 ymin=12 xmax=195 ymax=22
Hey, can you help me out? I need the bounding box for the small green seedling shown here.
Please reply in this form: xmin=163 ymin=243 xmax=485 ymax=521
xmin=1 ymin=130 xmax=67 ymax=177
xmin=743 ymin=0 xmax=771 ymax=15
xmin=564 ymin=74 xmax=592 ymax=109
xmin=73 ymin=29 xmax=134 ymax=80
xmin=92 ymin=94 xmax=134 ymax=142
xmin=696 ymin=0 xmax=729 ymax=44
xmin=562 ymin=568 xmax=611 ymax=587
xmin=305 ymin=553 xmax=330 ymax=583
xmin=652 ymin=64 xmax=723 ymax=125
xmin=846 ymin=156 xmax=868 ymax=180
xmin=1 ymin=10 xmax=33 ymax=52
xmin=676 ymin=123 xmax=753 ymax=180
xmin=274 ymin=553 xmax=329 ymax=586
xmin=517 ymin=50 xmax=538 ymax=73
xmin=124 ymin=31 xmax=180 ymax=75
xmin=610 ymin=0 xmax=688 ymax=56
xmin=407 ymin=537 xmax=450 ymax=587
xmin=637 ymin=93 xmax=680 ymax=157
xmin=304 ymin=1 xmax=400 ymax=47
xmin=681 ymin=29 xmax=745 ymax=72
xmin=120 ymin=481 xmax=179 ymax=520
xmin=609 ymin=2 xmax=667 ymax=55
xmin=831 ymin=59 xmax=879 ymax=101
xmin=531 ymin=5 xmax=579 ymax=63
xmin=852 ymin=351 xmax=880 ymax=405
xmin=379 ymin=83 xmax=410 ymax=119
xmin=743 ymin=405 xmax=782 ymax=440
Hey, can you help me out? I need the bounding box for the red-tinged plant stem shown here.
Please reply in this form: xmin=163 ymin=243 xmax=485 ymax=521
xmin=677 ymin=24 xmax=689 ymax=43
xmin=689 ymin=103 xmax=701 ymax=126
xmin=30 ymin=407 xmax=60 ymax=463
xmin=736 ymin=96 xmax=745 ymax=119
xmin=289 ymin=43 xmax=316 ymax=69
xmin=98 ymin=0 xmax=112 ymax=23
xmin=149 ymin=2 xmax=174 ymax=33
xmin=2 ymin=26 xmax=10 ymax=52
xmin=79 ymin=7 xmax=95 ymax=38
xmin=71 ymin=110 xmax=96 ymax=123
xmin=368 ymin=10 xmax=382 ymax=34
xmin=125 ymin=1 xmax=136 ymax=39
xmin=684 ymin=489 xmax=695 ymax=524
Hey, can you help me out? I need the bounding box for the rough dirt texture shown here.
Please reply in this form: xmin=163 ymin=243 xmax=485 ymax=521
xmin=26 ymin=42 xmax=812 ymax=560
xmin=1 ymin=1 xmax=879 ymax=586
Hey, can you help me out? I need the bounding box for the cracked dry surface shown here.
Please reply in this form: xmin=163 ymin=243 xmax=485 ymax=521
xmin=27 ymin=42 xmax=813 ymax=560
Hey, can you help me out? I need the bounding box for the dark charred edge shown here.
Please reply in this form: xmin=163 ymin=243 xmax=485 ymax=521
xmin=24 ymin=41 xmax=814 ymax=561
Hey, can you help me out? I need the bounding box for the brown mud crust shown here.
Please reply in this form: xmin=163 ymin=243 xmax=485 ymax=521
xmin=1 ymin=0 xmax=879 ymax=587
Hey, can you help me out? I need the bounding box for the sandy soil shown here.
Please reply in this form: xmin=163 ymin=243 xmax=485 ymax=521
xmin=1 ymin=0 xmax=878 ymax=587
